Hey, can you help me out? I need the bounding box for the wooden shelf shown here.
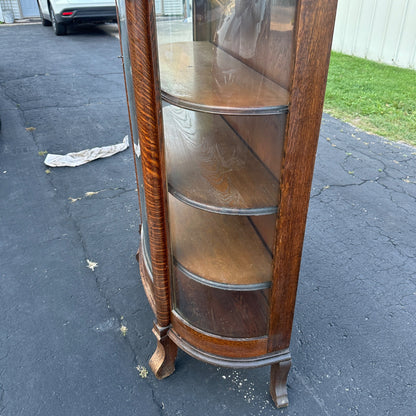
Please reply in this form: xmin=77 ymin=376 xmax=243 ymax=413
xmin=159 ymin=41 xmax=289 ymax=115
xmin=164 ymin=106 xmax=279 ymax=215
xmin=169 ymin=196 xmax=273 ymax=290
xmin=173 ymin=267 xmax=270 ymax=338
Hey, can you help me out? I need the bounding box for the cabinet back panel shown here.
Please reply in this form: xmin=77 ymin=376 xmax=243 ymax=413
xmin=195 ymin=0 xmax=297 ymax=90
xmin=223 ymin=114 xmax=286 ymax=181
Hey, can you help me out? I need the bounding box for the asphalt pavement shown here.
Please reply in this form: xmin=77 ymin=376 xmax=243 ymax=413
xmin=0 ymin=23 xmax=415 ymax=416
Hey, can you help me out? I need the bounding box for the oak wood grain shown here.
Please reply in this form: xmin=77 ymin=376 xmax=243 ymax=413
xmin=159 ymin=41 xmax=289 ymax=115
xmin=170 ymin=311 xmax=268 ymax=359
xmin=125 ymin=0 xmax=171 ymax=328
xmin=268 ymin=0 xmax=339 ymax=352
xmin=164 ymin=106 xmax=279 ymax=215
xmin=169 ymin=196 xmax=273 ymax=287
xmin=122 ymin=0 xmax=338 ymax=401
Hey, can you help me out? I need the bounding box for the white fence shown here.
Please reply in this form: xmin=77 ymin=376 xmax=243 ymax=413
xmin=332 ymin=0 xmax=416 ymax=69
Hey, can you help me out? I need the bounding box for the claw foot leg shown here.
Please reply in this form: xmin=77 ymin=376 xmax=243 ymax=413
xmin=149 ymin=323 xmax=177 ymax=379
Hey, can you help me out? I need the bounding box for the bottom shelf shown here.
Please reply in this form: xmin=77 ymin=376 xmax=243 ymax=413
xmin=173 ymin=265 xmax=270 ymax=338
xmin=140 ymin=229 xmax=270 ymax=338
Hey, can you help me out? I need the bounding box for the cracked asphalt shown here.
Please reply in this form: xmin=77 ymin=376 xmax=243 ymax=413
xmin=1 ymin=24 xmax=415 ymax=416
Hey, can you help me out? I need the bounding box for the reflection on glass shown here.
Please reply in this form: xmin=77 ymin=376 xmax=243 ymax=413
xmin=137 ymin=156 xmax=152 ymax=273
xmin=117 ymin=0 xmax=153 ymax=272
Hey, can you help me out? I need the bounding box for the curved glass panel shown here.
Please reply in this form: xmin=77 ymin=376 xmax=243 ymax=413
xmin=155 ymin=0 xmax=298 ymax=337
xmin=117 ymin=0 xmax=152 ymax=272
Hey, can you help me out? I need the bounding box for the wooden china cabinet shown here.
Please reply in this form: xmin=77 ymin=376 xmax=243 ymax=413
xmin=117 ymin=0 xmax=337 ymax=408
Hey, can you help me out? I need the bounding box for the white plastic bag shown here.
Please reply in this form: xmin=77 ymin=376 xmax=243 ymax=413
xmin=44 ymin=136 xmax=129 ymax=167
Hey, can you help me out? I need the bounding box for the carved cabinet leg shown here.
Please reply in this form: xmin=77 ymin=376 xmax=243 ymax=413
xmin=149 ymin=323 xmax=178 ymax=379
xmin=270 ymin=358 xmax=291 ymax=408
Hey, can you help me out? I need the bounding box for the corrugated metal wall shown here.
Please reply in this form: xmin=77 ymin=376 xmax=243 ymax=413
xmin=163 ymin=0 xmax=183 ymax=15
xmin=332 ymin=0 xmax=416 ymax=69
xmin=155 ymin=0 xmax=183 ymax=16
xmin=155 ymin=0 xmax=162 ymax=15
xmin=0 ymin=0 xmax=22 ymax=20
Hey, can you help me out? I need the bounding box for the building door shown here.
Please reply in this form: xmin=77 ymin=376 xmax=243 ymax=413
xmin=20 ymin=0 xmax=39 ymax=17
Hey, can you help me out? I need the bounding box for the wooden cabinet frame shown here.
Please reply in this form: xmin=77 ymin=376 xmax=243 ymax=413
xmin=118 ymin=0 xmax=337 ymax=408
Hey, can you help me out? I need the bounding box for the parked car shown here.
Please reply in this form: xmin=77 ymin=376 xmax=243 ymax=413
xmin=37 ymin=0 xmax=117 ymax=36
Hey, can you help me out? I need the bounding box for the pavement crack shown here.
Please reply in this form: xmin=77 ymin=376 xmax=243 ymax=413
xmin=2 ymin=72 xmax=123 ymax=83
xmin=16 ymin=101 xmax=126 ymax=112
xmin=0 ymin=383 xmax=4 ymax=414
xmin=1 ymin=86 xmax=22 ymax=109
xmin=62 ymin=191 xmax=145 ymax=378
xmin=68 ymin=187 xmax=135 ymax=203
xmin=364 ymin=220 xmax=415 ymax=259
xmin=151 ymin=390 xmax=165 ymax=415
xmin=291 ymin=366 xmax=332 ymax=416
xmin=311 ymin=181 xmax=367 ymax=198
xmin=86 ymin=71 xmax=125 ymax=78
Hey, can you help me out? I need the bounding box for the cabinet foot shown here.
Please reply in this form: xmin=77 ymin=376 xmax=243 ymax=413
xmin=149 ymin=323 xmax=178 ymax=379
xmin=270 ymin=358 xmax=291 ymax=408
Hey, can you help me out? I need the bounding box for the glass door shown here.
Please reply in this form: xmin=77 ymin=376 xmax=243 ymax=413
xmin=155 ymin=0 xmax=298 ymax=338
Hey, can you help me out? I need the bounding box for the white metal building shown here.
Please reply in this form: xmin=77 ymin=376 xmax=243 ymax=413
xmin=0 ymin=0 xmax=38 ymax=20
xmin=155 ymin=0 xmax=183 ymax=16
xmin=1 ymin=0 xmax=415 ymax=70
xmin=332 ymin=0 xmax=416 ymax=69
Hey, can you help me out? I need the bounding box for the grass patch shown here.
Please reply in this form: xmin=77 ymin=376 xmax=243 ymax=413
xmin=325 ymin=52 xmax=416 ymax=146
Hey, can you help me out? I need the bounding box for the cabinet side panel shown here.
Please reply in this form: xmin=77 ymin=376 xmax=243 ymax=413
xmin=125 ymin=0 xmax=171 ymax=327
xmin=268 ymin=0 xmax=338 ymax=352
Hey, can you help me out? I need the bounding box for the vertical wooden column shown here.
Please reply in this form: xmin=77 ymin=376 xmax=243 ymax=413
xmin=124 ymin=0 xmax=177 ymax=377
xmin=268 ymin=1 xmax=338 ymax=405
xmin=268 ymin=0 xmax=338 ymax=352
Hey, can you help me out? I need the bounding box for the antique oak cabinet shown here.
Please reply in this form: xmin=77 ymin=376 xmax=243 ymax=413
xmin=117 ymin=0 xmax=337 ymax=408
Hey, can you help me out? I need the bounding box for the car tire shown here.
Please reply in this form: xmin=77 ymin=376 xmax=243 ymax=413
xmin=50 ymin=5 xmax=67 ymax=36
xmin=37 ymin=1 xmax=52 ymax=26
